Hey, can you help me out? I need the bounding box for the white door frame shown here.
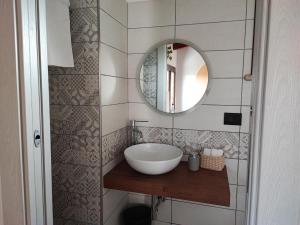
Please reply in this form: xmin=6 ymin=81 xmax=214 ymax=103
xmin=15 ymin=0 xmax=53 ymax=224
xmin=246 ymin=0 xmax=269 ymax=225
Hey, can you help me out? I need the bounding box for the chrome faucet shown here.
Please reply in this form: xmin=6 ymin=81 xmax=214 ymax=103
xmin=130 ymin=120 xmax=148 ymax=145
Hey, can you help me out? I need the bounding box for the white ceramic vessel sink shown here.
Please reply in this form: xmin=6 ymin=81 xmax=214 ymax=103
xmin=124 ymin=143 xmax=183 ymax=175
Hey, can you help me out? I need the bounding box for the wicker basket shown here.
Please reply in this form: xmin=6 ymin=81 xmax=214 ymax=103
xmin=200 ymin=153 xmax=225 ymax=171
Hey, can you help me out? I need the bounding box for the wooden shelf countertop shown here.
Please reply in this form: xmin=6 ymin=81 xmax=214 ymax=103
xmin=104 ymin=161 xmax=230 ymax=207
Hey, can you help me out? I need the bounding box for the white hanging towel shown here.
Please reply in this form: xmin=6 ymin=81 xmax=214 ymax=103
xmin=46 ymin=0 xmax=74 ymax=67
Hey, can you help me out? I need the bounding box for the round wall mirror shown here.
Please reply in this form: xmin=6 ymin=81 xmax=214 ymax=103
xmin=138 ymin=41 xmax=209 ymax=114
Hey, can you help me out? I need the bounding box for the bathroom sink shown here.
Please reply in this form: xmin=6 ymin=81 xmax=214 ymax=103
xmin=124 ymin=143 xmax=183 ymax=175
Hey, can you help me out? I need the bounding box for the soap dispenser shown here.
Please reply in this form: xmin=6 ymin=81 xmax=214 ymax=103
xmin=188 ymin=152 xmax=200 ymax=171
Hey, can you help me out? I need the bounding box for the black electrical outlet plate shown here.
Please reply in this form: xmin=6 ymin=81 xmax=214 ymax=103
xmin=224 ymin=113 xmax=242 ymax=126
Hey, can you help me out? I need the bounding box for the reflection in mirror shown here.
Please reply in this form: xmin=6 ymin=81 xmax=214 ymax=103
xmin=139 ymin=42 xmax=208 ymax=114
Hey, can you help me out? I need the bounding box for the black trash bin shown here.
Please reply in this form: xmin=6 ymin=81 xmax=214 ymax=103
xmin=123 ymin=205 xmax=151 ymax=225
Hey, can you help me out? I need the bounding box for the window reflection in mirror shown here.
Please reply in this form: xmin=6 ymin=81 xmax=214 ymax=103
xmin=139 ymin=42 xmax=208 ymax=114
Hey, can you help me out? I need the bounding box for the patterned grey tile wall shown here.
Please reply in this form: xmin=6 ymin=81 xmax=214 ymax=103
xmin=135 ymin=126 xmax=173 ymax=145
xmin=49 ymin=75 xmax=99 ymax=106
xmin=53 ymin=191 xmax=101 ymax=224
xmin=239 ymin=133 xmax=249 ymax=160
xmin=137 ymin=127 xmax=246 ymax=159
xmin=71 ymin=0 xmax=97 ymax=9
xmin=49 ymin=42 xmax=99 ymax=75
xmin=50 ymin=105 xmax=100 ymax=136
xmin=210 ymin=131 xmax=239 ymax=159
xmin=49 ymin=0 xmax=101 ymax=225
xmin=71 ymin=8 xmax=99 ymax=43
xmin=52 ymin=163 xmax=101 ymax=197
xmin=173 ymin=129 xmax=211 ymax=153
xmin=102 ymin=127 xmax=128 ymax=166
xmin=51 ymin=134 xmax=100 ymax=167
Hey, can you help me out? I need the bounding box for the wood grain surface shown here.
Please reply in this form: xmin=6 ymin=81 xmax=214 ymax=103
xmin=104 ymin=161 xmax=230 ymax=206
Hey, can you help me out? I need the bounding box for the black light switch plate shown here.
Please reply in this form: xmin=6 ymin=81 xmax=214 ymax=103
xmin=224 ymin=113 xmax=242 ymax=125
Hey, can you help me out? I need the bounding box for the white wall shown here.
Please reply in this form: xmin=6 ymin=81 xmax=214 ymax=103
xmin=127 ymin=0 xmax=255 ymax=225
xmin=255 ymin=1 xmax=300 ymax=225
xmin=100 ymin=0 xmax=129 ymax=224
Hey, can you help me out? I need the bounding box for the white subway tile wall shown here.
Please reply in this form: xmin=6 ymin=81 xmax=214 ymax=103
xmin=129 ymin=103 xmax=173 ymax=128
xmin=128 ymin=79 xmax=145 ymax=103
xmin=238 ymin=160 xmax=248 ymax=186
xmin=205 ymin=50 xmax=244 ymax=78
xmin=173 ymin=105 xmax=241 ymax=132
xmin=236 ymin=210 xmax=246 ymax=225
xmin=100 ymin=0 xmax=128 ymax=26
xmin=100 ymin=1 xmax=129 ymax=225
xmin=176 ymin=21 xmax=245 ymax=51
xmin=101 ymin=76 xmax=128 ymax=105
xmin=128 ymin=26 xmax=175 ymax=54
xmin=103 ymin=194 xmax=128 ymax=225
xmin=100 ymin=43 xmax=128 ymax=78
xmin=128 ymin=54 xmax=144 ymax=78
xmin=176 ymin=0 xmax=247 ymax=24
xmin=100 ymin=11 xmax=127 ymax=53
xmin=103 ymin=190 xmax=128 ymax=223
xmin=245 ymin=20 xmax=255 ymax=49
xmin=128 ymin=0 xmax=175 ymax=28
xmin=127 ymin=0 xmax=255 ymax=224
xmin=202 ymin=79 xmax=242 ymax=105
xmin=247 ymin=0 xmax=256 ymax=19
xmin=237 ymin=186 xmax=247 ymax=211
xmin=172 ymin=200 xmax=235 ymax=225
xmin=102 ymin=104 xmax=129 ymax=136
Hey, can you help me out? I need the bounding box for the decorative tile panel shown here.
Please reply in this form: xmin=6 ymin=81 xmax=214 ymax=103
xmin=70 ymin=0 xmax=98 ymax=9
xmin=52 ymin=163 xmax=88 ymax=195
xmin=50 ymin=105 xmax=100 ymax=136
xmin=52 ymin=164 xmax=100 ymax=195
xmin=49 ymin=75 xmax=99 ymax=106
xmin=53 ymin=191 xmax=89 ymax=222
xmin=239 ymin=133 xmax=249 ymax=160
xmin=173 ymin=129 xmax=211 ymax=154
xmin=173 ymin=129 xmax=240 ymax=158
xmin=49 ymin=2 xmax=101 ymax=224
xmin=136 ymin=126 xmax=173 ymax=145
xmin=49 ymin=42 xmax=99 ymax=75
xmin=52 ymin=193 xmax=101 ymax=225
xmin=71 ymin=8 xmax=98 ymax=42
xmin=51 ymin=134 xmax=87 ymax=166
xmin=87 ymin=195 xmax=101 ymax=224
xmin=86 ymin=166 xmax=101 ymax=197
xmin=102 ymin=127 xmax=128 ymax=166
xmin=210 ymin=131 xmax=239 ymax=159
